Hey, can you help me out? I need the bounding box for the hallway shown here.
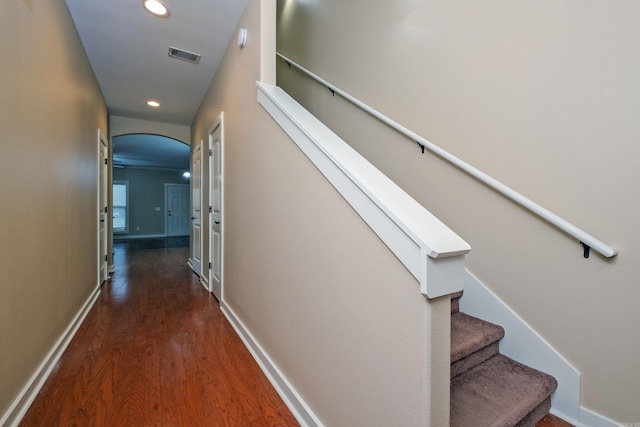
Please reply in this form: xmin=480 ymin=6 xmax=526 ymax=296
xmin=20 ymin=238 xmax=298 ymax=426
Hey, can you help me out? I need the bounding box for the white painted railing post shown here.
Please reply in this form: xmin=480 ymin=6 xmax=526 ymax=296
xmin=421 ymin=250 xmax=467 ymax=299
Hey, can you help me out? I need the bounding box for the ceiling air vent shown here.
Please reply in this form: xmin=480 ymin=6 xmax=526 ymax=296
xmin=168 ymin=47 xmax=201 ymax=64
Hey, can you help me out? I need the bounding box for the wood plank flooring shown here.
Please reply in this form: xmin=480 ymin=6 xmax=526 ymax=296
xmin=20 ymin=239 xmax=299 ymax=426
xmin=19 ymin=237 xmax=574 ymax=426
xmin=537 ymin=414 xmax=575 ymax=427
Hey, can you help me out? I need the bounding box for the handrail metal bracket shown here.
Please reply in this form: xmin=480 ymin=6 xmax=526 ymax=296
xmin=417 ymin=142 xmax=425 ymax=154
xmin=580 ymin=241 xmax=591 ymax=258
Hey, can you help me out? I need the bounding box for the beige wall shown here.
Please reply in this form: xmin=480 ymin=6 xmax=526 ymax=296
xmin=192 ymin=0 xmax=450 ymax=424
xmin=113 ymin=168 xmax=189 ymax=237
xmin=276 ymin=0 xmax=640 ymax=422
xmin=0 ymin=0 xmax=108 ymax=418
xmin=110 ymin=115 xmax=191 ymax=145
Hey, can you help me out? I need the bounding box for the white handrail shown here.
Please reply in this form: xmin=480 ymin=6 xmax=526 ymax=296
xmin=277 ymin=52 xmax=617 ymax=259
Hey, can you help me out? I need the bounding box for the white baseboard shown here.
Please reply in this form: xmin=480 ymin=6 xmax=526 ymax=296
xmin=573 ymin=407 xmax=624 ymax=427
xmin=0 ymin=285 xmax=101 ymax=427
xmin=220 ymin=301 xmax=323 ymax=427
xmin=553 ymin=406 xmax=624 ymax=427
xmin=461 ymin=270 xmax=623 ymax=427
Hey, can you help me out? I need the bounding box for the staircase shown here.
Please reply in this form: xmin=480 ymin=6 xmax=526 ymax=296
xmin=450 ymin=292 xmax=558 ymax=427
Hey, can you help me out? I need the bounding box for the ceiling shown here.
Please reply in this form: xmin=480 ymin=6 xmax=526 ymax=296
xmin=65 ymin=0 xmax=249 ymax=169
xmin=112 ymin=134 xmax=190 ymax=170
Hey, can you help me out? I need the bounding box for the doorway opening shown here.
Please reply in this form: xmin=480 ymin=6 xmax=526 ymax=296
xmin=111 ymin=134 xmax=191 ymax=241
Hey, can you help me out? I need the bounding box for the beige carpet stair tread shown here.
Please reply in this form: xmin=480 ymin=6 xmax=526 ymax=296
xmin=451 ymin=354 xmax=558 ymax=427
xmin=451 ymin=311 xmax=504 ymax=363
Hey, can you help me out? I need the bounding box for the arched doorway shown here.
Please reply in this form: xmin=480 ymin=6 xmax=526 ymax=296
xmin=111 ymin=133 xmax=191 ymax=242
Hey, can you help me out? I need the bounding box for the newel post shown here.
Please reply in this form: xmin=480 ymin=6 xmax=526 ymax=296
xmin=420 ymin=249 xmax=467 ymax=299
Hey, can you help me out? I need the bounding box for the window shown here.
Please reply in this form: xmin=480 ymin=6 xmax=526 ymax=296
xmin=113 ymin=180 xmax=129 ymax=233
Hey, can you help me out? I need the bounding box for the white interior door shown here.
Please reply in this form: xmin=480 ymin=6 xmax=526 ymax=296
xmin=190 ymin=143 xmax=202 ymax=275
xmin=209 ymin=114 xmax=224 ymax=300
xmin=98 ymin=129 xmax=108 ymax=284
xmin=166 ymin=184 xmax=190 ymax=236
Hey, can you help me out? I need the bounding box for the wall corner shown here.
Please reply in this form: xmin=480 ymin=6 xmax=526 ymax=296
xmin=260 ymin=0 xmax=276 ymax=85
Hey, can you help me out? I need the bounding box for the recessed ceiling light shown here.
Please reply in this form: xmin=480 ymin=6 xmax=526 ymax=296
xmin=143 ymin=0 xmax=170 ymax=17
xmin=147 ymin=100 xmax=160 ymax=107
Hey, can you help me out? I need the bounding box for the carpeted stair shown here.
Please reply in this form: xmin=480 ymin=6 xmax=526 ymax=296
xmin=450 ymin=291 xmax=558 ymax=427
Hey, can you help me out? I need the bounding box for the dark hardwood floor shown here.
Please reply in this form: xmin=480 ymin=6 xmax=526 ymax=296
xmin=19 ymin=237 xmax=573 ymax=426
xmin=537 ymin=414 xmax=575 ymax=427
xmin=20 ymin=238 xmax=299 ymax=426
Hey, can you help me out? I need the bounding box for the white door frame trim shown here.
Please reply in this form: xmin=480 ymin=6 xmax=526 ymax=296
xmin=97 ymin=128 xmax=109 ymax=286
xmin=208 ymin=112 xmax=224 ymax=300
xmin=189 ymin=141 xmax=203 ymax=277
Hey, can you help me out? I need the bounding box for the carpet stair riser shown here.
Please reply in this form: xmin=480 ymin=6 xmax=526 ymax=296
xmin=450 ymin=292 xmax=558 ymax=427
